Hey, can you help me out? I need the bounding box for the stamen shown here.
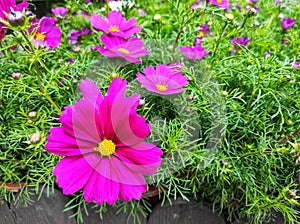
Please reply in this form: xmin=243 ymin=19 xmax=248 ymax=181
xmin=94 ymin=139 xmax=116 ymax=157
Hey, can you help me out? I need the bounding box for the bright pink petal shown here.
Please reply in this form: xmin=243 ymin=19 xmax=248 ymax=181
xmin=79 ymin=77 xmax=103 ymax=108
xmin=119 ymin=184 xmax=146 ymax=201
xmin=90 ymin=14 xmax=109 ymax=32
xmin=116 ymin=142 xmax=162 ymax=174
xmin=71 ymin=99 xmax=103 ymax=143
xmin=53 ymin=154 xmax=98 ymax=195
xmin=83 ymin=168 xmax=120 ymax=205
xmin=46 ymin=127 xmax=95 ymax=156
xmin=106 ymin=77 xmax=127 ymax=96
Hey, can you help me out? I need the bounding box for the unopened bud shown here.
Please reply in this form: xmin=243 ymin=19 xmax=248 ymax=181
xmin=28 ymin=111 xmax=37 ymax=118
xmin=288 ymin=190 xmax=296 ymax=199
xmin=225 ymin=13 xmax=234 ymax=20
xmin=138 ymin=98 xmax=145 ymax=107
xmin=154 ymin=14 xmax=161 ymax=21
xmin=7 ymin=11 xmax=25 ymax=27
xmin=187 ymin=94 xmax=194 ymax=101
xmin=12 ymin=72 xmax=21 ymax=80
xmin=29 ymin=132 xmax=41 ymax=144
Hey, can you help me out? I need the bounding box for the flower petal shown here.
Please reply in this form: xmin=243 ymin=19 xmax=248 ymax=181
xmin=53 ymin=154 xmax=99 ymax=195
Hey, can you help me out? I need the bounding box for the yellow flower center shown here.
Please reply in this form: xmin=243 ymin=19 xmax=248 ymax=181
xmin=35 ymin=32 xmax=46 ymax=41
xmin=109 ymin=25 xmax=120 ymax=32
xmin=217 ymin=0 xmax=222 ymax=3
xmin=198 ymin=31 xmax=204 ymax=37
xmin=156 ymin=82 xmax=168 ymax=92
xmin=118 ymin=48 xmax=130 ymax=54
xmin=94 ymin=139 xmax=116 ymax=157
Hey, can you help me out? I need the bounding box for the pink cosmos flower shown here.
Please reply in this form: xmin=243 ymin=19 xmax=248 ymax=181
xmin=136 ymin=64 xmax=188 ymax=95
xmin=31 ymin=17 xmax=62 ymax=49
xmin=51 ymin=6 xmax=69 ymax=18
xmin=0 ymin=0 xmax=28 ymax=40
xmin=46 ymin=78 xmax=162 ymax=204
xmin=93 ymin=35 xmax=150 ymax=64
xmin=90 ymin=11 xmax=141 ymax=38
xmin=179 ymin=45 xmax=210 ymax=60
xmin=209 ymin=0 xmax=230 ymax=10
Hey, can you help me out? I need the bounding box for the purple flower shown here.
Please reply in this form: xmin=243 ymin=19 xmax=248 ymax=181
xmin=92 ymin=35 xmax=150 ymax=64
xmin=230 ymin=36 xmax=250 ymax=53
xmin=209 ymin=0 xmax=230 ymax=10
xmin=31 ymin=17 xmax=62 ymax=49
xmin=51 ymin=6 xmax=69 ymax=18
xmin=136 ymin=64 xmax=188 ymax=95
xmin=179 ymin=45 xmax=210 ymax=60
xmin=67 ymin=28 xmax=92 ymax=45
xmin=281 ymin=18 xmax=296 ymax=30
xmin=46 ymin=77 xmax=162 ymax=204
xmin=90 ymin=11 xmax=141 ymax=39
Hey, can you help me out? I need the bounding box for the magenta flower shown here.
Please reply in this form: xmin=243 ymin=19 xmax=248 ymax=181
xmin=136 ymin=64 xmax=188 ymax=95
xmin=93 ymin=35 xmax=150 ymax=64
xmin=90 ymin=11 xmax=141 ymax=38
xmin=46 ymin=78 xmax=162 ymax=204
xmin=0 ymin=0 xmax=28 ymax=40
xmin=68 ymin=28 xmax=92 ymax=45
xmin=179 ymin=45 xmax=210 ymax=60
xmin=31 ymin=17 xmax=62 ymax=48
xmin=51 ymin=6 xmax=69 ymax=18
xmin=281 ymin=18 xmax=296 ymax=30
xmin=209 ymin=0 xmax=230 ymax=10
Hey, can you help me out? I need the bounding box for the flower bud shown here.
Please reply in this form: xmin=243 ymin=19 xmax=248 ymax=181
xmin=288 ymin=190 xmax=296 ymax=199
xmin=28 ymin=111 xmax=37 ymax=118
xmin=29 ymin=132 xmax=41 ymax=144
xmin=225 ymin=13 xmax=234 ymax=20
xmin=154 ymin=14 xmax=161 ymax=21
xmin=187 ymin=94 xmax=194 ymax=101
xmin=7 ymin=11 xmax=25 ymax=27
xmin=12 ymin=72 xmax=21 ymax=80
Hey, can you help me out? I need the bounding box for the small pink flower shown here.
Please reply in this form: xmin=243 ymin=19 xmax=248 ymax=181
xmin=209 ymin=0 xmax=230 ymax=10
xmin=92 ymin=35 xmax=150 ymax=64
xmin=31 ymin=17 xmax=62 ymax=49
xmin=136 ymin=64 xmax=188 ymax=95
xmin=51 ymin=6 xmax=69 ymax=18
xmin=90 ymin=11 xmax=141 ymax=38
xmin=46 ymin=77 xmax=162 ymax=205
xmin=179 ymin=45 xmax=210 ymax=60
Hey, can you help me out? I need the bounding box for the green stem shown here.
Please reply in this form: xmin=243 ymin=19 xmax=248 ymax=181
xmin=21 ymin=28 xmax=62 ymax=115
xmin=210 ymin=21 xmax=229 ymax=67
xmin=239 ymin=17 xmax=248 ymax=30
xmin=171 ymin=27 xmax=184 ymax=61
xmin=34 ymin=61 xmax=62 ymax=115
xmin=20 ymin=30 xmax=34 ymax=52
xmin=106 ymin=0 xmax=109 ymax=14
xmin=246 ymin=86 xmax=257 ymax=112
xmin=239 ymin=150 xmax=272 ymax=160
